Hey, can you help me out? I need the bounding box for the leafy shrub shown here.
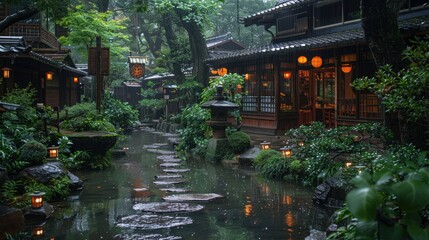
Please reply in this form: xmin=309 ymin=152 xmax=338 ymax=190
xmin=59 ymin=102 xmax=97 ymax=121
xmin=227 ymin=131 xmax=251 ymax=154
xmin=60 ymin=116 xmax=116 ymax=132
xmin=329 ymin=147 xmax=429 ymax=239
xmin=17 ymin=140 xmax=47 ymax=166
xmin=103 ymin=97 xmax=139 ymax=130
xmin=177 ymin=104 xmax=210 ymax=153
xmin=252 ymin=150 xmax=287 ymax=178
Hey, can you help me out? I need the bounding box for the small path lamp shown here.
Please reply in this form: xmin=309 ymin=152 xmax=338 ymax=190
xmin=345 ymin=162 xmax=353 ymax=168
xmin=30 ymin=191 xmax=46 ymax=210
xmin=32 ymin=225 xmax=44 ymax=237
xmin=280 ymin=146 xmax=292 ymax=158
xmin=260 ymin=141 xmax=271 ymax=150
xmin=47 ymin=146 xmax=59 ymax=160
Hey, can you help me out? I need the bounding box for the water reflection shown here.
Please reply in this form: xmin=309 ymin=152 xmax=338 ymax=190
xmin=36 ymin=130 xmax=331 ymax=239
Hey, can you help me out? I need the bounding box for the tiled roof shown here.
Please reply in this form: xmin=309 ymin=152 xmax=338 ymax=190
xmin=207 ymin=15 xmax=429 ymax=63
xmin=243 ymin=0 xmax=315 ymax=26
xmin=206 ymin=33 xmax=233 ymax=49
xmin=207 ymin=28 xmax=365 ymax=63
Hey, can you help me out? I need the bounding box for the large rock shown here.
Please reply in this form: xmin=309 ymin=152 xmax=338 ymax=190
xmin=0 ymin=205 xmax=24 ymax=237
xmin=20 ymin=162 xmax=83 ymax=191
xmin=313 ymin=177 xmax=348 ymax=208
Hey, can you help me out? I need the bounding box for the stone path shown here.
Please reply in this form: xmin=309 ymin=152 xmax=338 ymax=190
xmin=115 ymin=129 xmax=223 ymax=240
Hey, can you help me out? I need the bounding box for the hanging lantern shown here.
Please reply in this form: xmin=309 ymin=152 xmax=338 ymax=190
xmin=30 ymin=191 xmax=46 ymax=209
xmin=2 ymin=67 xmax=11 ymax=79
xmin=47 ymin=146 xmax=59 ymax=160
xmin=244 ymin=73 xmax=249 ymax=81
xmin=283 ymin=72 xmax=292 ymax=79
xmin=311 ymin=56 xmax=322 ymax=68
xmin=260 ymin=141 xmax=271 ymax=150
xmin=218 ymin=67 xmax=228 ymax=76
xmin=280 ymin=146 xmax=292 ymax=158
xmin=210 ymin=69 xmax=218 ymax=75
xmin=341 ymin=64 xmax=352 ymax=73
xmin=297 ymin=56 xmax=307 ymax=64
xmin=46 ymin=72 xmax=54 ymax=81
xmin=73 ymin=77 xmax=79 ymax=83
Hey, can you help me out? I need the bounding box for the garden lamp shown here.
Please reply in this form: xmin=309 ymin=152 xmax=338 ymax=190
xmin=30 ymin=191 xmax=45 ymax=209
xmin=47 ymin=146 xmax=59 ymax=160
xmin=280 ymin=146 xmax=292 ymax=158
xmin=260 ymin=141 xmax=271 ymax=150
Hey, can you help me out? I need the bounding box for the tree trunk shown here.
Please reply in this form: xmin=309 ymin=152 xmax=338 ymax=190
xmin=161 ymin=13 xmax=185 ymax=85
xmin=174 ymin=8 xmax=209 ymax=87
xmin=139 ymin=15 xmax=162 ymax=59
xmin=361 ymin=0 xmax=406 ymax=71
xmin=0 ymin=5 xmax=39 ymax=33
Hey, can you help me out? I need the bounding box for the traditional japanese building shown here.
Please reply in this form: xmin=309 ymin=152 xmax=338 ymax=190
xmin=206 ymin=0 xmax=429 ymax=135
xmin=0 ymin=2 xmax=86 ymax=109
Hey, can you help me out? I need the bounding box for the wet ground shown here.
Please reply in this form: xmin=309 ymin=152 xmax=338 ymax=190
xmin=33 ymin=129 xmax=331 ymax=239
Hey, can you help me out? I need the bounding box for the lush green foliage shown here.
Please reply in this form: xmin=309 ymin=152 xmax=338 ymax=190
xmin=139 ymin=81 xmax=165 ymax=121
xmin=103 ymin=97 xmax=139 ymax=130
xmin=177 ymin=104 xmax=211 ymax=155
xmin=329 ymin=145 xmax=429 ymax=239
xmin=60 ymin=102 xmax=97 ymax=121
xmin=252 ymin=150 xmax=286 ymax=178
xmin=227 ymin=131 xmax=251 ymax=154
xmin=17 ymin=140 xmax=47 ymax=167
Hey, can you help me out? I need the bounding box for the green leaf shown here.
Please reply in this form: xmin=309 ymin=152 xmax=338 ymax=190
xmin=346 ymin=187 xmax=381 ymax=221
xmin=379 ymin=223 xmax=406 ymax=240
xmin=418 ymin=168 xmax=429 ymax=183
xmin=352 ymin=174 xmax=370 ymax=188
xmin=392 ymin=179 xmax=429 ymax=212
xmin=407 ymin=223 xmax=429 ymax=240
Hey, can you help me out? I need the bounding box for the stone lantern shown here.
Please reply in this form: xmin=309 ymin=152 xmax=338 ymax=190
xmin=201 ymin=86 xmax=239 ymax=161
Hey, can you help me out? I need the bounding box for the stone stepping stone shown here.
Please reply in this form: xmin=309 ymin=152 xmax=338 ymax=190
xmin=163 ymin=193 xmax=224 ymax=202
xmin=133 ymin=202 xmax=204 ymax=213
xmin=153 ymin=180 xmax=187 ymax=185
xmin=155 ymin=174 xmax=182 ymax=179
xmin=153 ymin=143 xmax=169 ymax=146
xmin=163 ymin=168 xmax=190 ymax=173
xmin=160 ymin=163 xmax=181 ymax=168
xmin=160 ymin=188 xmax=190 ymax=193
xmin=162 ymin=159 xmax=182 ymax=163
xmin=143 ymin=144 xmax=161 ymax=149
xmin=146 ymin=149 xmax=176 ymax=155
xmin=114 ymin=234 xmax=182 ymax=240
xmin=116 ymin=214 xmax=193 ymax=229
xmin=156 ymin=155 xmax=179 ymax=160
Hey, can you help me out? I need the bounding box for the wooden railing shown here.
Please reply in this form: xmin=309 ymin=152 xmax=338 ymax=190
xmin=8 ymin=23 xmax=60 ymax=49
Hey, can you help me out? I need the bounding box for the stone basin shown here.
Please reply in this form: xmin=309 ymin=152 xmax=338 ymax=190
xmin=160 ymin=163 xmax=181 ymax=168
xmin=163 ymin=169 xmax=190 ymax=173
xmin=162 ymin=193 xmax=224 ymax=202
xmin=133 ymin=202 xmax=204 ymax=213
xmin=116 ymin=214 xmax=193 ymax=229
xmin=153 ymin=180 xmax=187 ymax=185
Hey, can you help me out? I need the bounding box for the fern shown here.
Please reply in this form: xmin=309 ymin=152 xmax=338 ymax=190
xmin=1 ymin=180 xmax=20 ymax=205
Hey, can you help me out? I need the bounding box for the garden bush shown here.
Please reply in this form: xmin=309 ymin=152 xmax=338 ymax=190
xmin=252 ymin=150 xmax=287 ymax=178
xmin=227 ymin=131 xmax=251 ymax=154
xmin=177 ymin=104 xmax=210 ymax=154
xmin=17 ymin=140 xmax=47 ymax=167
xmin=103 ymin=97 xmax=139 ymax=130
xmin=59 ymin=102 xmax=97 ymax=121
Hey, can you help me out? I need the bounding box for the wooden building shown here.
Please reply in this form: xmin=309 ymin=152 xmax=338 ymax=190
xmin=0 ymin=2 xmax=86 ymax=109
xmin=206 ymin=0 xmax=429 ymax=135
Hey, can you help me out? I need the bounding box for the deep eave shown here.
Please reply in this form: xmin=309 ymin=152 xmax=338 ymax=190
xmin=243 ymin=0 xmax=315 ymax=27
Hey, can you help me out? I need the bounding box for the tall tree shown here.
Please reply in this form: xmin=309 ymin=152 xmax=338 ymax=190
xmin=361 ymin=0 xmax=407 ymax=70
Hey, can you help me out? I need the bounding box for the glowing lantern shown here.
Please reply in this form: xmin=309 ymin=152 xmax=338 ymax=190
xmin=218 ymin=68 xmax=228 ymax=76
xmin=311 ymin=56 xmax=322 ymax=68
xmin=32 ymin=225 xmax=44 ymax=237
xmin=73 ymin=77 xmax=79 ymax=83
xmin=280 ymin=146 xmax=292 ymax=158
xmin=345 ymin=162 xmax=353 ymax=168
xmin=30 ymin=191 xmax=45 ymax=209
xmin=297 ymin=56 xmax=307 ymax=64
xmin=2 ymin=67 xmax=11 ymax=79
xmin=210 ymin=69 xmax=218 ymax=75
xmin=341 ymin=64 xmax=352 ymax=73
xmin=283 ymin=72 xmax=292 ymax=79
xmin=260 ymin=141 xmax=271 ymax=150
xmin=47 ymin=146 xmax=59 ymax=160
xmin=46 ymin=72 xmax=53 ymax=81
xmin=244 ymin=73 xmax=249 ymax=81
